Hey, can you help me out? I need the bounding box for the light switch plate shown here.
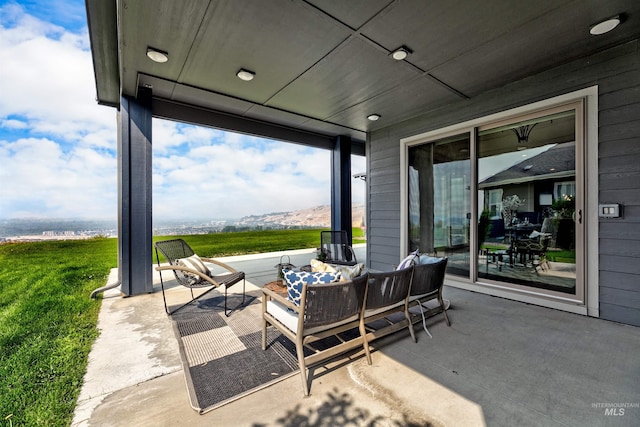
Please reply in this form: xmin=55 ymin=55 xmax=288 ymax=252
xmin=599 ymin=204 xmax=621 ymax=218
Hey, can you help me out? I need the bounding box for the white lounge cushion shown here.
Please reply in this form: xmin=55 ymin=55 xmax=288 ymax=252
xmin=266 ymin=299 xmax=359 ymax=336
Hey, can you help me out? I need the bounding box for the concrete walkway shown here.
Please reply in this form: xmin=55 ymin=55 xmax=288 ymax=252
xmin=73 ymin=247 xmax=640 ymax=426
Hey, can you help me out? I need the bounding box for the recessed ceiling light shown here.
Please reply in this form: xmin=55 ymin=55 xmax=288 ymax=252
xmin=367 ymin=114 xmax=381 ymax=121
xmin=146 ymin=47 xmax=168 ymax=63
xmin=236 ymin=69 xmax=255 ymax=81
xmin=390 ymin=46 xmax=412 ymax=61
xmin=590 ymin=15 xmax=621 ymax=35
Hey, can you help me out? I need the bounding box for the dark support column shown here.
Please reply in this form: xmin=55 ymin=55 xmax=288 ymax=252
xmin=416 ymin=146 xmax=435 ymax=254
xmin=331 ymin=135 xmax=353 ymax=243
xmin=118 ymin=88 xmax=153 ymax=296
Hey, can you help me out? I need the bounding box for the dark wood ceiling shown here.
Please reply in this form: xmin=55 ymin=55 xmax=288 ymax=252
xmin=86 ymin=0 xmax=640 ymax=144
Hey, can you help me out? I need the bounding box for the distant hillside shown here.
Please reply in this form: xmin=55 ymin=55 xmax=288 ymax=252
xmin=237 ymin=203 xmax=364 ymax=228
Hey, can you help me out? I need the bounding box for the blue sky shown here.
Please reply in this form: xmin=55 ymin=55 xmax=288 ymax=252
xmin=0 ymin=1 xmax=365 ymax=221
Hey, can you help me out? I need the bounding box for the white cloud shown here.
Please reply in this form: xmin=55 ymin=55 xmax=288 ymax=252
xmin=0 ymin=4 xmax=366 ymax=222
xmin=0 ymin=4 xmax=114 ymax=143
xmin=0 ymin=137 xmax=116 ymax=219
xmin=1 ymin=118 xmax=28 ymax=129
xmin=0 ymin=4 xmax=117 ymax=219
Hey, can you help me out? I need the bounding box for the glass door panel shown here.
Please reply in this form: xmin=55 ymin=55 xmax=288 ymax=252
xmin=477 ymin=109 xmax=577 ymax=295
xmin=409 ymin=133 xmax=471 ymax=278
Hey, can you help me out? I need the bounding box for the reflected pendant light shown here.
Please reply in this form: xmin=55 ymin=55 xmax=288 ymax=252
xmin=512 ymin=123 xmax=537 ymax=144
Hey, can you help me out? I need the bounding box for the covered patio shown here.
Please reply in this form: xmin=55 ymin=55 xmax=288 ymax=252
xmin=82 ymin=1 xmax=640 ymax=424
xmin=73 ymin=248 xmax=640 ymax=426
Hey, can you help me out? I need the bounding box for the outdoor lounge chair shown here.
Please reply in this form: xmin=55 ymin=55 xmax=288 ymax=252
xmin=261 ymin=274 xmax=368 ymax=396
xmin=408 ymin=258 xmax=450 ymax=340
xmin=361 ymin=266 xmax=414 ymax=363
xmin=154 ymin=238 xmax=246 ymax=316
xmin=320 ymin=230 xmax=358 ymax=266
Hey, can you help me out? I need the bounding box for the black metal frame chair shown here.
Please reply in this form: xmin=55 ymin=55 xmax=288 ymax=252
xmin=320 ymin=230 xmax=358 ymax=266
xmin=154 ymin=238 xmax=245 ymax=316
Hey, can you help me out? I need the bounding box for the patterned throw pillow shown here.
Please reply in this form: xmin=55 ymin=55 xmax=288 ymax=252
xmin=177 ymin=254 xmax=211 ymax=284
xmin=283 ymin=269 xmax=342 ymax=306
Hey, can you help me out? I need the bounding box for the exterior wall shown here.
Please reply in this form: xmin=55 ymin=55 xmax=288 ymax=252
xmin=367 ymin=39 xmax=640 ymax=326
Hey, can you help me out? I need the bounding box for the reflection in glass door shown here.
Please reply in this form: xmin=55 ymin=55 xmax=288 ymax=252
xmin=477 ymin=108 xmax=578 ymax=295
xmin=408 ymin=133 xmax=471 ymax=277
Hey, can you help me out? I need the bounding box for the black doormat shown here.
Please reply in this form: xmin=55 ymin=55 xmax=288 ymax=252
xmin=170 ymin=290 xmax=299 ymax=414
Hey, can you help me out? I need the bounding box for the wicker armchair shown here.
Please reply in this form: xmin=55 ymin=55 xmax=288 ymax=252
xmin=361 ymin=266 xmax=414 ymax=363
xmin=320 ymin=230 xmax=358 ymax=266
xmin=261 ymin=274 xmax=368 ymax=396
xmin=154 ymin=239 xmax=245 ymax=316
xmin=408 ymin=258 xmax=450 ymax=340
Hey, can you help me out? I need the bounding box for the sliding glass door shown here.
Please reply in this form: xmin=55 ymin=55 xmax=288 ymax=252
xmin=408 ymin=133 xmax=471 ymax=277
xmin=406 ymin=102 xmax=584 ymax=300
xmin=477 ymin=107 xmax=580 ymax=296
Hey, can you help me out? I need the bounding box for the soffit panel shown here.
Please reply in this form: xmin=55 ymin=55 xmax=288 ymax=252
xmin=359 ymin=0 xmax=570 ymax=73
xmin=267 ymin=37 xmax=420 ymax=121
xmin=327 ymin=77 xmax=462 ymax=131
xmin=170 ymin=82 xmax=254 ymax=117
xmin=305 ymin=0 xmax=394 ymax=29
xmin=118 ymin=0 xmax=209 ymax=97
xmin=91 ymin=0 xmax=640 ymax=142
xmin=177 ymin=0 xmax=352 ymax=105
xmin=430 ymin=1 xmax=640 ymax=97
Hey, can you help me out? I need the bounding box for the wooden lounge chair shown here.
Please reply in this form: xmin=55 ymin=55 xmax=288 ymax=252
xmin=261 ymin=274 xmax=368 ymax=396
xmin=361 ymin=266 xmax=414 ymax=363
xmin=408 ymin=258 xmax=450 ymax=340
xmin=320 ymin=230 xmax=358 ymax=266
xmin=154 ymin=238 xmax=246 ymax=316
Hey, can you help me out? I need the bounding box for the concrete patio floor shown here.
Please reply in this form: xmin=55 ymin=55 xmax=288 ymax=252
xmin=73 ymin=247 xmax=640 ymax=426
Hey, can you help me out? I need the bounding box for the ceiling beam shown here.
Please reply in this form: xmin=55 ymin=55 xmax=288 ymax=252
xmin=152 ymin=97 xmax=365 ymax=154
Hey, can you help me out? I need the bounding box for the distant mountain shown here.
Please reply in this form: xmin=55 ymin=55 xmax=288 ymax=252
xmin=0 ymin=218 xmax=116 ymax=239
xmin=0 ymin=204 xmax=365 ymax=240
xmin=237 ymin=203 xmax=364 ymax=228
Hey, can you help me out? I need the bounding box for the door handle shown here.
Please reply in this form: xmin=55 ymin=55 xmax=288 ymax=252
xmin=578 ymin=209 xmax=582 ymax=224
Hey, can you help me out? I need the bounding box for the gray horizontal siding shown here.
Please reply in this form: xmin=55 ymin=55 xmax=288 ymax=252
xmin=597 ymin=41 xmax=640 ymax=325
xmin=599 ymin=222 xmax=640 ymax=240
xmin=598 ymin=303 xmax=640 ymax=326
xmin=367 ymin=38 xmax=640 ymax=326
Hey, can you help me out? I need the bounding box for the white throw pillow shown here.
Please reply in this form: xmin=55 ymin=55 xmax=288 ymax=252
xmin=397 ymin=249 xmax=420 ymax=270
xmin=310 ymin=258 xmax=337 ymax=273
xmin=177 ymin=254 xmax=211 ymax=283
xmin=334 ymin=263 xmax=365 ymax=280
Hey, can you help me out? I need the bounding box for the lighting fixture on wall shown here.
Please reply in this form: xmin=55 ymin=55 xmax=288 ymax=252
xmin=236 ymin=69 xmax=255 ymax=81
xmin=512 ymin=123 xmax=537 ymax=144
xmin=146 ymin=47 xmax=169 ymax=63
xmin=367 ymin=114 xmax=381 ymax=121
xmin=590 ymin=15 xmax=621 ymax=35
xmin=390 ymin=46 xmax=412 ymax=61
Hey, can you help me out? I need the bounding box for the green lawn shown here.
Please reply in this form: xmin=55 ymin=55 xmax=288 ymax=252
xmin=0 ymin=238 xmax=116 ymax=426
xmin=0 ymin=228 xmax=362 ymax=426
